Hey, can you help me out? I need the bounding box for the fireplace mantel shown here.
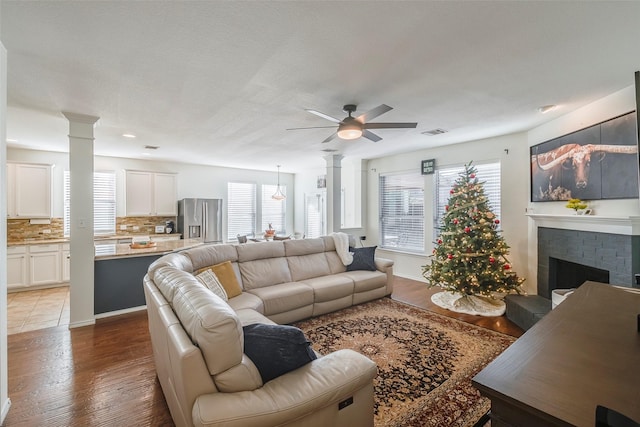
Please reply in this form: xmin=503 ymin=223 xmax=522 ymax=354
xmin=527 ymin=214 xmax=640 ymax=236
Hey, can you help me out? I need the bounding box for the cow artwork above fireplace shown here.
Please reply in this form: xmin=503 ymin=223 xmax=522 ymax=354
xmin=530 ymin=111 xmax=639 ymax=202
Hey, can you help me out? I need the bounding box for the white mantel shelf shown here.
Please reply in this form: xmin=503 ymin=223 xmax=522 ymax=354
xmin=527 ymin=214 xmax=640 ymax=236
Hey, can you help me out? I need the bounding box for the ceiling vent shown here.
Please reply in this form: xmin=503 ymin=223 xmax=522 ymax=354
xmin=421 ymin=128 xmax=448 ymax=136
xmin=144 ymin=145 xmax=159 ymax=150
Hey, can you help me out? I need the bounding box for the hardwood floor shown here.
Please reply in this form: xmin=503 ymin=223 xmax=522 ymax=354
xmin=4 ymin=277 xmax=523 ymax=426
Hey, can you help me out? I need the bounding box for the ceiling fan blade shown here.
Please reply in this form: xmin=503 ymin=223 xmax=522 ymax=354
xmin=286 ymin=126 xmax=338 ymax=131
xmin=321 ymin=132 xmax=338 ymax=143
xmin=305 ymin=109 xmax=342 ymax=123
xmin=356 ymin=104 xmax=393 ymax=123
xmin=363 ymin=122 xmax=418 ymax=129
xmin=363 ymin=130 xmax=382 ymax=142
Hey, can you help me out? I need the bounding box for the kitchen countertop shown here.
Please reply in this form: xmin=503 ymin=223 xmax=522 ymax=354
xmin=8 ymin=233 xmax=182 ymax=247
xmin=94 ymin=238 xmax=203 ymax=260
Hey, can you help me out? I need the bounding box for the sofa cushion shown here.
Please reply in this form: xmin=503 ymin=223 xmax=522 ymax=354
xmin=239 ymin=258 xmax=292 ymax=290
xmin=171 ymin=280 xmax=244 ymax=376
xmin=347 ymin=246 xmax=377 ymax=271
xmin=237 ymin=240 xmax=285 ymax=261
xmin=283 ymin=238 xmax=325 ymax=256
xmin=242 ymin=323 xmax=317 ymax=383
xmin=247 ymin=282 xmax=314 ymax=316
xmin=342 ymin=270 xmax=388 ymax=293
xmin=196 ymin=270 xmax=228 ymax=301
xmin=287 ymin=252 xmax=332 ymax=281
xmin=300 ymin=275 xmax=354 ymax=302
xmin=185 ymin=244 xmax=239 ymax=272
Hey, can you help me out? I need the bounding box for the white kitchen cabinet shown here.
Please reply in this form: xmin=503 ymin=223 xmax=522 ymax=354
xmin=29 ymin=244 xmax=61 ymax=286
xmin=6 ymin=162 xmax=53 ymax=218
xmin=7 ymin=246 xmax=28 ymax=290
xmin=62 ymin=243 xmax=70 ymax=282
xmin=125 ymin=170 xmax=177 ymax=216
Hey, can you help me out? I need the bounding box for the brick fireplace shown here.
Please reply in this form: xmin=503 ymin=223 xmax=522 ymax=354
xmin=537 ymin=227 xmax=640 ymax=298
xmin=506 ymin=214 xmax=640 ymax=330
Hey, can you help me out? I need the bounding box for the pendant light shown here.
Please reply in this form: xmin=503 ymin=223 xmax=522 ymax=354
xmin=272 ymin=165 xmax=286 ymax=200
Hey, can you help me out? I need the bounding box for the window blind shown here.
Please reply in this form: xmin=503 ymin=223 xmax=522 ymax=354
xmin=434 ymin=162 xmax=501 ymax=238
xmin=305 ymin=193 xmax=324 ymax=239
xmin=227 ymin=182 xmax=256 ymax=240
xmin=379 ymin=172 xmax=425 ymax=253
xmin=63 ymin=171 xmax=116 ymax=236
xmin=261 ymin=184 xmax=286 ymax=234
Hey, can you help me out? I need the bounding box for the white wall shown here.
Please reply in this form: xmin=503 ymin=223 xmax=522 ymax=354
xmin=527 ymin=85 xmax=639 ymax=216
xmin=525 ymin=84 xmax=640 ymax=291
xmin=6 ymin=149 xmax=295 ymax=240
xmin=366 ymin=132 xmax=530 ymax=289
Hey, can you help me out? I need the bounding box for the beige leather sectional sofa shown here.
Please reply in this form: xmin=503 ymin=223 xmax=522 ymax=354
xmin=143 ymin=236 xmax=394 ymax=427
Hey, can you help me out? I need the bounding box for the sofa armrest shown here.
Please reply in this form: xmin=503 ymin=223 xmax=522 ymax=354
xmin=192 ymin=349 xmax=377 ymax=427
xmin=374 ymin=257 xmax=393 ymax=272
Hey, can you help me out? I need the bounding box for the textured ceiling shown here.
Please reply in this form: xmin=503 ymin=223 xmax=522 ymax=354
xmin=2 ymin=1 xmax=640 ymax=173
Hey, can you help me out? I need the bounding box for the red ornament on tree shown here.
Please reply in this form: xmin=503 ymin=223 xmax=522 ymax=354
xmin=470 ymin=173 xmax=475 ymax=178
xmin=489 ymin=256 xmax=495 ymax=263
xmin=503 ymin=264 xmax=511 ymax=270
xmin=447 ymin=254 xmax=453 ymax=259
xmin=494 ymin=219 xmax=500 ymax=224
xmin=464 ymin=226 xmax=471 ymax=233
xmin=437 ymin=239 xmax=442 ymax=245
xmin=445 ymin=205 xmax=449 ymax=211
xmin=453 ymin=218 xmax=459 ymax=225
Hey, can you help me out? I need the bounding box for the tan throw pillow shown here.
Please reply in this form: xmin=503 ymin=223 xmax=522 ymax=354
xmin=197 ymin=261 xmax=242 ymax=298
xmin=195 ymin=269 xmax=228 ymax=301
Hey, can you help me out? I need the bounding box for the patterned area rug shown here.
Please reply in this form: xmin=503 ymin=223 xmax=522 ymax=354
xmin=293 ymin=298 xmax=514 ymax=427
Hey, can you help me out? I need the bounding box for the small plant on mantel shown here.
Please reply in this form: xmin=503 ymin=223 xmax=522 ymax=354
xmin=565 ymin=198 xmax=588 ymax=212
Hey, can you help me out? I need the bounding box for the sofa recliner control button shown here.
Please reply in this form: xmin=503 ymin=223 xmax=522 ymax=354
xmin=338 ymin=397 xmax=353 ymax=410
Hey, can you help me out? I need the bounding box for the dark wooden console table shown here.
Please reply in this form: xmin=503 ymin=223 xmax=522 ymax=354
xmin=473 ymin=281 xmax=640 ymax=427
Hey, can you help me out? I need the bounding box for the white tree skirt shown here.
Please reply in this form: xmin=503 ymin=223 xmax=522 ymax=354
xmin=431 ymin=291 xmax=506 ymax=317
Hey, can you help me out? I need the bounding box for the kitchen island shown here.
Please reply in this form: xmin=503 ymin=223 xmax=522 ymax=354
xmin=94 ymin=239 xmax=202 ymax=315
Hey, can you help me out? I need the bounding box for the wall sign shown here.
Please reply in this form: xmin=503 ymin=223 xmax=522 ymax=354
xmin=421 ymin=159 xmax=436 ymax=175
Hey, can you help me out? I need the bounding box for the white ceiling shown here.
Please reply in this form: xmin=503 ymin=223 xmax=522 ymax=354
xmin=2 ymin=1 xmax=640 ymax=173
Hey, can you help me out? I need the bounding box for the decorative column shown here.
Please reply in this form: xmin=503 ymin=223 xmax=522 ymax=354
xmin=0 ymin=37 xmax=10 ymax=424
xmin=324 ymin=154 xmax=344 ymax=233
xmin=63 ymin=112 xmax=99 ymax=328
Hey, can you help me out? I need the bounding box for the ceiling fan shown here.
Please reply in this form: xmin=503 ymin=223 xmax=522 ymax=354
xmin=287 ymin=104 xmax=417 ymax=143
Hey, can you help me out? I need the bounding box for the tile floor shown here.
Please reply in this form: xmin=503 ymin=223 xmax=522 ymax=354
xmin=7 ymin=286 xmax=70 ymax=334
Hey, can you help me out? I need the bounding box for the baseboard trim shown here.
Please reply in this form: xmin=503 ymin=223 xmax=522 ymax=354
xmin=94 ymin=305 xmax=147 ymax=320
xmin=69 ymin=318 xmax=96 ymax=329
xmin=1 ymin=397 xmax=12 ymax=424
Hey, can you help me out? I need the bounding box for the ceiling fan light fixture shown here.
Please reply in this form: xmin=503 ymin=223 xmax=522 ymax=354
xmin=272 ymin=165 xmax=286 ymax=201
xmin=337 ymin=122 xmax=363 ymax=140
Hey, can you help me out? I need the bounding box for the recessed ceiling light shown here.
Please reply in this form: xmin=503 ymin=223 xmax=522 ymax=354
xmin=537 ymin=105 xmax=558 ymax=114
xmin=6 ymin=138 xmax=18 ymax=143
xmin=421 ymin=128 xmax=448 ymax=136
xmin=122 ymin=133 xmax=136 ymax=138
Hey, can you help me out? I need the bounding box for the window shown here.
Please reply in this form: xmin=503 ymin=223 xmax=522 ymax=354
xmin=379 ymin=172 xmax=424 ymax=253
xmin=64 ymin=171 xmax=116 ymax=236
xmin=261 ymin=184 xmax=286 ymax=234
xmin=227 ymin=182 xmax=256 ymax=240
xmin=434 ymin=162 xmax=501 ymax=237
xmin=305 ymin=193 xmax=325 ymax=239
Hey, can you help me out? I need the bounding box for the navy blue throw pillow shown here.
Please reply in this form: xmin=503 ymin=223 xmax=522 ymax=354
xmin=243 ymin=323 xmax=317 ymax=383
xmin=347 ymin=246 xmax=377 ymax=271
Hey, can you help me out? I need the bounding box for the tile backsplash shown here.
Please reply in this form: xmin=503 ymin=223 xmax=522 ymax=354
xmin=7 ymin=216 xmax=177 ymax=244
xmin=7 ymin=218 xmax=64 ymax=242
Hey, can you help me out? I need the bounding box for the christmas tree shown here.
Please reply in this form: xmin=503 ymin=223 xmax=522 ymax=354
xmin=423 ymin=162 xmax=524 ymax=300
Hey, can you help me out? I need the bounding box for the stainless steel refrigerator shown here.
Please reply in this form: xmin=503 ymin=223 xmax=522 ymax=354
xmin=177 ymin=198 xmax=223 ymax=243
